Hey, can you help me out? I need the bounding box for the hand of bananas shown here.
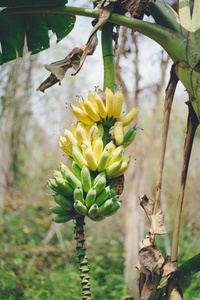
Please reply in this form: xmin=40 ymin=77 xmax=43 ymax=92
xmin=48 ymin=88 xmax=139 ymax=223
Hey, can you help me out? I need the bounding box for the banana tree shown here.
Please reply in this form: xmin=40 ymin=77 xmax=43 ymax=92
xmin=1 ymin=0 xmax=200 ymax=299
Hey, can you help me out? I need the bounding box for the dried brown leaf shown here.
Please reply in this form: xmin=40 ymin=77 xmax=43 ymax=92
xmin=140 ymin=195 xmax=155 ymax=221
xmin=139 ymin=245 xmax=164 ymax=274
xmin=167 ymin=279 xmax=183 ymax=300
xmin=127 ymin=275 xmax=141 ymax=300
xmin=136 ymin=260 xmax=151 ymax=277
xmin=140 ymin=237 xmax=152 ymax=249
xmin=150 ymin=214 xmax=167 ymax=235
xmin=162 ymin=257 xmax=177 ymax=278
xmin=140 ymin=272 xmax=161 ymax=300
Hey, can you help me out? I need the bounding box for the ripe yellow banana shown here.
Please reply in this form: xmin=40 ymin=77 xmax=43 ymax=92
xmin=76 ymin=123 xmax=87 ymax=148
xmin=82 ymin=139 xmax=92 ymax=157
xmin=113 ymin=90 xmax=123 ymax=119
xmin=89 ymin=123 xmax=99 ymax=148
xmin=71 ymin=123 xmax=77 ymax=138
xmin=59 ymin=141 xmax=72 ymax=156
xmin=97 ymin=123 xmax=104 ymax=139
xmin=84 ymin=146 xmax=98 ymax=171
xmin=72 ymin=143 xmax=88 ymax=169
xmin=64 ymin=129 xmax=78 ymax=145
xmin=71 ymin=104 xmax=94 ymax=125
xmin=105 ymin=87 xmax=114 ymax=117
xmin=114 ymin=121 xmax=124 ymax=145
xmin=94 ymin=94 xmax=107 ymax=118
xmin=108 ymin=145 xmax=124 ymax=166
xmin=121 ymin=106 xmax=139 ymax=127
xmin=82 ymin=98 xmax=101 ymax=122
xmin=79 ymin=123 xmax=90 ymax=141
xmin=88 ymin=90 xmax=98 ymax=111
xmin=104 ymin=140 xmax=116 ymax=157
xmin=93 ymin=137 xmax=103 ymax=163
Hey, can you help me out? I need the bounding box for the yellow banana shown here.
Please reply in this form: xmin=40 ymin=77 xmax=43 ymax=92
xmin=113 ymin=90 xmax=123 ymax=119
xmin=71 ymin=104 xmax=94 ymax=125
xmin=59 ymin=141 xmax=72 ymax=156
xmin=121 ymin=106 xmax=139 ymax=127
xmin=108 ymin=145 xmax=124 ymax=166
xmin=79 ymin=123 xmax=90 ymax=141
xmin=89 ymin=123 xmax=99 ymax=148
xmin=76 ymin=123 xmax=87 ymax=148
xmin=72 ymin=143 xmax=88 ymax=169
xmin=93 ymin=137 xmax=103 ymax=163
xmin=84 ymin=146 xmax=98 ymax=171
xmin=114 ymin=121 xmax=124 ymax=145
xmin=82 ymin=98 xmax=101 ymax=122
xmin=94 ymin=94 xmax=107 ymax=118
xmin=71 ymin=123 xmax=77 ymax=138
xmin=64 ymin=128 xmax=78 ymax=145
xmin=97 ymin=123 xmax=104 ymax=139
xmin=105 ymin=87 xmax=114 ymax=117
xmin=104 ymin=140 xmax=116 ymax=157
xmin=88 ymin=90 xmax=98 ymax=110
xmin=82 ymin=139 xmax=92 ymax=157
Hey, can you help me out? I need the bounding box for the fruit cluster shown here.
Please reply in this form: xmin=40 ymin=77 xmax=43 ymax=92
xmin=48 ymin=88 xmax=138 ymax=223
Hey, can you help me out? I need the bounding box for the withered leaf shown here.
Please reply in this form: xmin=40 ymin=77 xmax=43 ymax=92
xmin=139 ymin=245 xmax=165 ymax=274
xmin=167 ymin=279 xmax=183 ymax=300
xmin=140 ymin=272 xmax=161 ymax=300
xmin=140 ymin=195 xmax=155 ymax=221
xmin=162 ymin=259 xmax=178 ymax=278
xmin=140 ymin=237 xmax=152 ymax=249
xmin=127 ymin=275 xmax=141 ymax=300
xmin=150 ymin=214 xmax=167 ymax=235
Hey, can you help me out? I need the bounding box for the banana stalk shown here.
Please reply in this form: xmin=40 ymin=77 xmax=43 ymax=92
xmin=74 ymin=216 xmax=92 ymax=300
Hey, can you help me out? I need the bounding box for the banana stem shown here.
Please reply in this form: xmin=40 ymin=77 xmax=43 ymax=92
xmin=74 ymin=216 xmax=92 ymax=300
xmin=101 ymin=22 xmax=115 ymax=93
xmin=171 ymin=101 xmax=199 ymax=262
xmin=154 ymin=67 xmax=179 ymax=213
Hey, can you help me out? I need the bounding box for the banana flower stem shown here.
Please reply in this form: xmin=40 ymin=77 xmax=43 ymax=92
xmin=171 ymin=101 xmax=199 ymax=262
xmin=101 ymin=22 xmax=116 ymax=93
xmin=74 ymin=216 xmax=92 ymax=300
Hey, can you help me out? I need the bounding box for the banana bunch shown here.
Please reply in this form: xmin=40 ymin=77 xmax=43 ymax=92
xmin=48 ymin=165 xmax=122 ymax=223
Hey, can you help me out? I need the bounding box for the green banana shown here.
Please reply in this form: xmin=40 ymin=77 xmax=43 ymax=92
xmin=73 ymin=186 xmax=85 ymax=204
xmin=95 ymin=186 xmax=111 ymax=206
xmin=55 ymin=177 xmax=74 ymax=195
xmin=48 ymin=178 xmax=72 ymax=197
xmin=53 ymin=194 xmax=73 ymax=210
xmin=89 ymin=215 xmax=106 ymax=222
xmin=88 ymin=203 xmax=99 ymax=218
xmin=112 ymin=156 xmax=131 ymax=178
xmin=93 ymin=174 xmax=106 ymax=196
xmin=103 ymin=200 xmax=121 ymax=217
xmin=98 ymin=198 xmax=114 ymax=216
xmin=53 ymin=170 xmax=63 ymax=178
xmin=53 ymin=212 xmax=76 ymax=223
xmin=63 ymin=167 xmax=83 ymax=189
xmin=109 ymin=187 xmax=116 ymax=198
xmin=81 ymin=165 xmax=92 ymax=193
xmin=106 ymin=160 xmax=123 ymax=178
xmin=50 ymin=205 xmax=70 ymax=215
xmin=97 ymin=149 xmax=110 ymax=172
xmin=123 ymin=125 xmax=136 ymax=148
xmin=107 ymin=146 xmax=124 ymax=166
xmin=71 ymin=161 xmax=82 ymax=182
xmin=85 ymin=187 xmax=96 ymax=208
xmin=92 ymin=171 xmax=106 ymax=187
xmin=74 ymin=200 xmax=88 ymax=216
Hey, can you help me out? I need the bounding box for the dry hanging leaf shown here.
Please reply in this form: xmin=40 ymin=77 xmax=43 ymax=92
xmin=167 ymin=279 xmax=183 ymax=300
xmin=162 ymin=257 xmax=178 ymax=278
xmin=150 ymin=214 xmax=167 ymax=235
xmin=139 ymin=245 xmax=165 ymax=274
xmin=127 ymin=275 xmax=141 ymax=300
xmin=140 ymin=195 xmax=155 ymax=221
xmin=140 ymin=272 xmax=161 ymax=300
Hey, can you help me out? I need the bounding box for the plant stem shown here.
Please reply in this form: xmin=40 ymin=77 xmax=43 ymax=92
xmin=154 ymin=67 xmax=179 ymax=213
xmin=171 ymin=101 xmax=199 ymax=262
xmin=101 ymin=22 xmax=115 ymax=92
xmin=74 ymin=216 xmax=92 ymax=300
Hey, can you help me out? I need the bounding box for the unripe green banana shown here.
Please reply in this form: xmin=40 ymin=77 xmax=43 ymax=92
xmin=112 ymin=156 xmax=131 ymax=178
xmin=89 ymin=215 xmax=106 ymax=222
xmin=53 ymin=194 xmax=73 ymax=210
xmin=53 ymin=170 xmax=63 ymax=178
xmin=107 ymin=146 xmax=124 ymax=166
xmin=98 ymin=198 xmax=114 ymax=216
xmin=97 ymin=149 xmax=109 ymax=172
xmin=73 ymin=186 xmax=85 ymax=204
xmin=92 ymin=171 xmax=106 ymax=187
xmin=109 ymin=187 xmax=116 ymax=198
xmin=95 ymin=186 xmax=111 ymax=206
xmin=55 ymin=177 xmax=74 ymax=195
xmin=50 ymin=205 xmax=70 ymax=215
xmin=93 ymin=175 xmax=106 ymax=196
xmin=48 ymin=178 xmax=72 ymax=197
xmin=106 ymin=160 xmax=123 ymax=178
xmin=123 ymin=125 xmax=136 ymax=148
xmin=74 ymin=200 xmax=88 ymax=216
xmin=53 ymin=212 xmax=76 ymax=223
xmin=103 ymin=200 xmax=121 ymax=217
xmin=63 ymin=167 xmax=83 ymax=189
xmin=88 ymin=203 xmax=99 ymax=218
xmin=71 ymin=161 xmax=82 ymax=182
xmin=81 ymin=165 xmax=92 ymax=193
xmin=85 ymin=187 xmax=96 ymax=208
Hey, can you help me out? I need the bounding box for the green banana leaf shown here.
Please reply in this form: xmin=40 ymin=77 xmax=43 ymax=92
xmin=0 ymin=0 xmax=75 ymax=64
